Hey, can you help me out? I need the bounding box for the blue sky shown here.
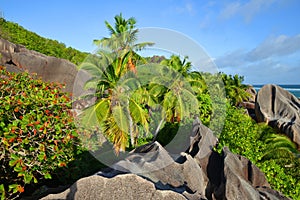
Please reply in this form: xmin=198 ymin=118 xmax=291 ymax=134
xmin=1 ymin=0 xmax=300 ymax=84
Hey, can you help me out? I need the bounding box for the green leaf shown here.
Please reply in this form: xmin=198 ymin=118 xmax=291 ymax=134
xmin=80 ymin=99 xmax=110 ymax=128
xmin=95 ymin=99 xmax=111 ymax=123
xmin=24 ymin=174 xmax=33 ymax=184
xmin=0 ymin=184 xmax=5 ymax=199
xmin=33 ymin=177 xmax=38 ymax=184
xmin=129 ymin=99 xmax=148 ymax=131
xmin=38 ymin=152 xmax=45 ymax=162
xmin=0 ymin=122 xmax=5 ymax=127
xmin=44 ymin=173 xmax=52 ymax=179
xmin=13 ymin=164 xmax=22 ymax=172
xmin=23 ymin=138 xmax=29 ymax=144
xmin=112 ymin=105 xmax=130 ymax=134
xmin=4 ymin=105 xmax=10 ymax=110
xmin=9 ymin=154 xmax=20 ymax=167
xmin=10 ymin=154 xmax=19 ymax=160
xmin=8 ymin=184 xmax=18 ymax=193
xmin=18 ymin=171 xmax=25 ymax=177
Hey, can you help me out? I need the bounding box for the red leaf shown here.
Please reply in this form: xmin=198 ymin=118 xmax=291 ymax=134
xmin=17 ymin=99 xmax=22 ymax=105
xmin=17 ymin=185 xmax=24 ymax=193
xmin=59 ymin=162 xmax=66 ymax=167
xmin=9 ymin=138 xmax=15 ymax=143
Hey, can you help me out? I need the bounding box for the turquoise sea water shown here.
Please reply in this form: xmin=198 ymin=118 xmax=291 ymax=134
xmin=253 ymin=85 xmax=300 ymax=98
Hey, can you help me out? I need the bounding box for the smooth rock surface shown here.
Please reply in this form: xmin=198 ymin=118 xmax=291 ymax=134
xmin=41 ymin=174 xmax=186 ymax=200
xmin=255 ymin=84 xmax=300 ymax=147
xmin=0 ymin=38 xmax=79 ymax=93
xmin=43 ymin=119 xmax=290 ymax=200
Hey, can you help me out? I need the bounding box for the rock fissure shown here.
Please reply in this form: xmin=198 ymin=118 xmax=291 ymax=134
xmin=42 ymin=120 xmax=290 ymax=200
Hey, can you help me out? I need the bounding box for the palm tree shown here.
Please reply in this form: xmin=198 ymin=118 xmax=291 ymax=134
xmin=134 ymin=62 xmax=199 ymax=144
xmin=78 ymin=14 xmax=155 ymax=154
xmin=160 ymin=55 xmax=191 ymax=77
xmin=93 ymin=13 xmax=154 ymax=74
xmin=222 ymin=74 xmax=250 ymax=106
xmin=159 ymin=56 xmax=204 ymax=123
xmin=79 ymin=15 xmax=206 ymax=154
xmin=79 ymin=54 xmax=150 ymax=154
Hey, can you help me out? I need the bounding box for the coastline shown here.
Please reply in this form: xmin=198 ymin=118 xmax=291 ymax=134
xmin=253 ymin=84 xmax=300 ymax=98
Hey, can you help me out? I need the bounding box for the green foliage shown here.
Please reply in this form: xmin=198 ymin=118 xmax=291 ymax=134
xmin=93 ymin=13 xmax=154 ymax=52
xmin=0 ymin=18 xmax=88 ymax=65
xmin=1 ymin=13 xmax=297 ymax=200
xmin=217 ymin=105 xmax=300 ymax=199
xmin=221 ymin=73 xmax=251 ymax=106
xmin=0 ymin=66 xmax=94 ymax=199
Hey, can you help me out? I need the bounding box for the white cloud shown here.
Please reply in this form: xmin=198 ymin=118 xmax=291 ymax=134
xmin=216 ymin=34 xmax=300 ymax=68
xmin=241 ymin=60 xmax=300 ymax=84
xmin=220 ymin=0 xmax=279 ymax=22
xmin=247 ymin=34 xmax=300 ymax=61
xmin=219 ymin=1 xmax=241 ymax=20
xmin=172 ymin=2 xmax=195 ymax=16
xmin=214 ymin=49 xmax=247 ymax=68
xmin=214 ymin=34 xmax=300 ymax=83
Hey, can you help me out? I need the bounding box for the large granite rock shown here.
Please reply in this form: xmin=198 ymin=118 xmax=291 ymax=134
xmin=41 ymin=174 xmax=186 ymax=200
xmin=255 ymin=84 xmax=300 ymax=148
xmin=0 ymin=38 xmax=79 ymax=93
xmin=42 ymin=119 xmax=290 ymax=200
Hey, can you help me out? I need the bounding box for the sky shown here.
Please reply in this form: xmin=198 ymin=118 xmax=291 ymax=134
xmin=1 ymin=0 xmax=300 ymax=84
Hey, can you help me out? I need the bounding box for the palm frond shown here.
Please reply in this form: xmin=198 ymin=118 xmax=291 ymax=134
xmin=129 ymin=99 xmax=149 ymax=132
xmin=105 ymin=20 xmax=116 ymax=35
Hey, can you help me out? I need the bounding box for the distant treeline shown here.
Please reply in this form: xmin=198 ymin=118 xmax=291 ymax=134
xmin=0 ymin=18 xmax=88 ymax=65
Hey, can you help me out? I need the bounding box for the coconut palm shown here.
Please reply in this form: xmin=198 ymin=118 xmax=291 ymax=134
xmin=80 ymin=54 xmax=150 ymax=154
xmin=93 ymin=13 xmax=154 ymax=74
xmin=222 ymin=74 xmax=250 ymax=106
xmin=79 ymin=14 xmax=154 ymax=154
xmin=160 ymin=55 xmax=191 ymax=77
xmin=151 ymin=57 xmax=199 ymax=124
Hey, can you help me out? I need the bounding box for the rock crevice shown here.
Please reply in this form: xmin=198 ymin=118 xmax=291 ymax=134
xmin=255 ymin=84 xmax=300 ymax=148
xmin=42 ymin=120 xmax=290 ymax=200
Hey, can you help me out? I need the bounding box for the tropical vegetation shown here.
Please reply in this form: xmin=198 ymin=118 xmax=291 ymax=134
xmin=0 ymin=18 xmax=88 ymax=65
xmin=217 ymin=105 xmax=300 ymax=199
xmin=0 ymin=68 xmax=103 ymax=199
xmin=0 ymin=14 xmax=299 ymax=200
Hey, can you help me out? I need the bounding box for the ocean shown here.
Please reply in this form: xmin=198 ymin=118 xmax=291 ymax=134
xmin=252 ymin=84 xmax=300 ymax=98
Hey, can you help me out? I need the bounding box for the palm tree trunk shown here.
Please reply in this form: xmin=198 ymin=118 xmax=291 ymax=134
xmin=152 ymin=117 xmax=165 ymax=141
xmin=126 ymin=99 xmax=135 ymax=147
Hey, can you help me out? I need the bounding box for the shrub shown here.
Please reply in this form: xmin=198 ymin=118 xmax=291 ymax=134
xmin=217 ymin=104 xmax=300 ymax=200
xmin=0 ymin=67 xmax=81 ymax=199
